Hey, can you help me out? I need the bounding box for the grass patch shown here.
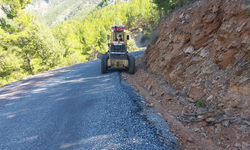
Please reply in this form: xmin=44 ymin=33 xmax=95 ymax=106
xmin=196 ymin=98 xmax=204 ymax=107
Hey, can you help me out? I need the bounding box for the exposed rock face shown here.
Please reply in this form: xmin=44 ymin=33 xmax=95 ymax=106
xmin=140 ymin=0 xmax=250 ymax=121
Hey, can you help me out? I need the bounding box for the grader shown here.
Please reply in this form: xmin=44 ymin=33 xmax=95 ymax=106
xmin=101 ymin=25 xmax=135 ymax=74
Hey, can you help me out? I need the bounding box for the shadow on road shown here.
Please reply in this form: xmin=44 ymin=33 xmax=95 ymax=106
xmin=0 ymin=54 xmax=170 ymax=150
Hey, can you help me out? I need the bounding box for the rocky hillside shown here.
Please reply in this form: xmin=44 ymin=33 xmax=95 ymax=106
xmin=125 ymin=0 xmax=250 ymax=149
xmin=142 ymin=0 xmax=250 ymax=116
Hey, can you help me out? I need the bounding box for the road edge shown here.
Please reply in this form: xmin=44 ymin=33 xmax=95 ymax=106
xmin=119 ymin=72 xmax=178 ymax=149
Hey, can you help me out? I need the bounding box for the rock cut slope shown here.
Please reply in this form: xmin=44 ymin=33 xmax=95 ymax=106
xmin=142 ymin=0 xmax=250 ymax=117
xmin=126 ymin=0 xmax=250 ymax=149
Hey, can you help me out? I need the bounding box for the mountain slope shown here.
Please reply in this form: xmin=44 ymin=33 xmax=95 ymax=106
xmin=26 ymin=0 xmax=132 ymax=25
xmin=26 ymin=0 xmax=101 ymax=25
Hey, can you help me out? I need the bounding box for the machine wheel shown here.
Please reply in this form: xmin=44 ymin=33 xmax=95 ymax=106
xmin=101 ymin=54 xmax=108 ymax=74
xmin=128 ymin=55 xmax=135 ymax=74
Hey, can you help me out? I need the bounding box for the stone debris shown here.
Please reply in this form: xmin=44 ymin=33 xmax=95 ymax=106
xmin=201 ymin=133 xmax=207 ymax=138
xmin=206 ymin=95 xmax=213 ymax=101
xmin=242 ymin=142 xmax=250 ymax=150
xmin=179 ymin=13 xmax=185 ymax=19
xmin=235 ymin=143 xmax=242 ymax=148
xmin=148 ymin=85 xmax=152 ymax=91
xmin=200 ymin=48 xmax=208 ymax=57
xmin=205 ymin=117 xmax=215 ymax=123
xmin=243 ymin=121 xmax=250 ymax=126
xmin=184 ymin=46 xmax=194 ymax=54
xmin=241 ymin=37 xmax=250 ymax=45
xmin=218 ymin=103 xmax=224 ymax=107
xmin=186 ymin=97 xmax=195 ymax=103
xmin=222 ymin=120 xmax=230 ymax=127
xmin=187 ymin=137 xmax=194 ymax=143
xmin=146 ymin=103 xmax=154 ymax=108
xmin=213 ymin=5 xmax=219 ymax=13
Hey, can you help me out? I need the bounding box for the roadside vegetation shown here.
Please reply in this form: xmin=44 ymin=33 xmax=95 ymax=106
xmin=152 ymin=0 xmax=190 ymax=17
xmin=0 ymin=0 xmax=189 ymax=86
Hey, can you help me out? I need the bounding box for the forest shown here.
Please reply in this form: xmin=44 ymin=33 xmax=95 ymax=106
xmin=0 ymin=0 xmax=189 ymax=86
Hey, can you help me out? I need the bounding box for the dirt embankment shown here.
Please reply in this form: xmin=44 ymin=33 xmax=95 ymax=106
xmin=123 ymin=0 xmax=250 ymax=149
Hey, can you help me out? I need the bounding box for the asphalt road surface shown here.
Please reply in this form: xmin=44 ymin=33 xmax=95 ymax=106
xmin=0 ymin=51 xmax=176 ymax=150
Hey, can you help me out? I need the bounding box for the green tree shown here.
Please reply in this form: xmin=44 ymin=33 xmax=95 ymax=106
xmin=152 ymin=0 xmax=190 ymax=16
xmin=1 ymin=0 xmax=32 ymax=19
xmin=16 ymin=21 xmax=64 ymax=73
xmin=0 ymin=0 xmax=65 ymax=85
xmin=53 ymin=21 xmax=87 ymax=65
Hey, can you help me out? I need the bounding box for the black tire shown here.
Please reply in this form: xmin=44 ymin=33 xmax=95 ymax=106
xmin=101 ymin=54 xmax=108 ymax=74
xmin=128 ymin=55 xmax=135 ymax=74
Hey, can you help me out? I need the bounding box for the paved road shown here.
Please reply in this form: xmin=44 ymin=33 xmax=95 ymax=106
xmin=0 ymin=51 xmax=176 ymax=150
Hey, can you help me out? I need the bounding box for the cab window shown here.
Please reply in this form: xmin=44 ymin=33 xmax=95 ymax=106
xmin=113 ymin=31 xmax=124 ymax=42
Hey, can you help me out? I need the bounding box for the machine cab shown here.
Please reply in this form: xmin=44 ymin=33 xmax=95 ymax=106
xmin=110 ymin=25 xmax=129 ymax=44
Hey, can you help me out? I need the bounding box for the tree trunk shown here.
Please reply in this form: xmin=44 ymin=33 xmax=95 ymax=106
xmin=26 ymin=53 xmax=34 ymax=75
